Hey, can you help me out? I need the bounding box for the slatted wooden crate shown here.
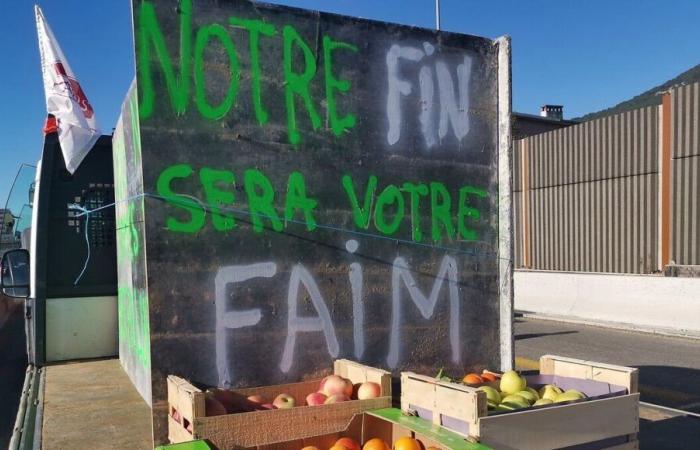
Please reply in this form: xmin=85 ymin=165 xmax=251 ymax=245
xmin=168 ymin=359 xmax=391 ymax=449
xmin=401 ymin=355 xmax=640 ymax=450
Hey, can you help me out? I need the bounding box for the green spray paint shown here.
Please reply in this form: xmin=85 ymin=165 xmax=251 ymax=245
xmin=430 ymin=182 xmax=456 ymax=242
xmin=244 ymin=168 xmax=284 ymax=232
xmin=200 ymin=167 xmax=237 ymax=231
xmin=402 ymin=182 xmax=429 ymax=242
xmin=194 ymin=24 xmax=240 ymax=120
xmin=342 ymin=174 xmax=377 ymax=229
xmin=229 ymin=17 xmax=277 ymax=125
xmin=284 ymin=171 xmax=318 ymax=231
xmin=137 ymin=0 xmax=191 ymax=119
xmin=156 ymin=164 xmax=205 ymax=233
xmin=458 ymin=185 xmax=487 ymax=241
xmin=374 ymin=184 xmax=405 ymax=235
xmin=283 ymin=25 xmax=321 ymax=145
xmin=323 ymin=36 xmax=358 ymax=136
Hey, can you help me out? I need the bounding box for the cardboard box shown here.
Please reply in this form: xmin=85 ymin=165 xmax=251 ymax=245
xmin=168 ymin=360 xmax=391 ymax=449
xmin=401 ymin=355 xmax=639 ymax=450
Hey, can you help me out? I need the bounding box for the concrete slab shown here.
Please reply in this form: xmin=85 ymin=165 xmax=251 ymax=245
xmin=42 ymin=358 xmax=152 ymax=450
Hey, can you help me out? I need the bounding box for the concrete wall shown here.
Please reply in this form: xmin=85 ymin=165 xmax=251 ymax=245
xmin=514 ymin=270 xmax=700 ymax=337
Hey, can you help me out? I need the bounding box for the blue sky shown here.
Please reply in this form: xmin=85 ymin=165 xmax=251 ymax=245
xmin=1 ymin=0 xmax=699 ymax=206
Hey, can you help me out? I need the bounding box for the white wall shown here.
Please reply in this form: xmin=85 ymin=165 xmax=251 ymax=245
xmin=46 ymin=296 xmax=118 ymax=361
xmin=514 ymin=270 xmax=700 ymax=337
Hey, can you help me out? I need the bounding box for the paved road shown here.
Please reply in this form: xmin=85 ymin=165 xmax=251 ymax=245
xmin=0 ymin=297 xmax=27 ymax=448
xmin=515 ymin=315 xmax=700 ymax=449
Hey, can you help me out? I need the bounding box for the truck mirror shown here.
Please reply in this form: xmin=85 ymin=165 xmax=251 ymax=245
xmin=1 ymin=249 xmax=30 ymax=298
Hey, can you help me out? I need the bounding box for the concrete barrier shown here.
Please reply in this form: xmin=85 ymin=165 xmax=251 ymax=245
xmin=514 ymin=270 xmax=700 ymax=338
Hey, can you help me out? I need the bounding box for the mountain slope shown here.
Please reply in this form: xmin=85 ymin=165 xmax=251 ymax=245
xmin=575 ymin=62 xmax=700 ymax=122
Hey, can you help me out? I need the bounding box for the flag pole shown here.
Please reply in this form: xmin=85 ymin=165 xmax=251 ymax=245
xmin=435 ymin=0 xmax=441 ymax=30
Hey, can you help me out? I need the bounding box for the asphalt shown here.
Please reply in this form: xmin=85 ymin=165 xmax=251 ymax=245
xmin=515 ymin=315 xmax=700 ymax=449
xmin=0 ymin=298 xmax=27 ymax=448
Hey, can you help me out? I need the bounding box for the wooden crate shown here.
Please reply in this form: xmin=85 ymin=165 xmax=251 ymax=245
xmin=168 ymin=359 xmax=392 ymax=449
xmin=245 ymin=408 xmax=489 ymax=450
xmin=401 ymin=355 xmax=640 ymax=450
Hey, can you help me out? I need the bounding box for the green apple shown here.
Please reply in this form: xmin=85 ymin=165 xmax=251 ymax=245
xmin=487 ymin=399 xmax=499 ymax=410
xmin=539 ymin=384 xmax=563 ymax=401
xmin=499 ymin=371 xmax=526 ymax=395
xmin=501 ymin=394 xmax=529 ymax=406
xmin=554 ymin=390 xmax=586 ymax=403
xmin=525 ymin=387 xmax=540 ymax=400
xmin=515 ymin=390 xmax=537 ymax=404
xmin=479 ymin=386 xmax=502 ymax=404
xmin=533 ymin=398 xmax=553 ymax=406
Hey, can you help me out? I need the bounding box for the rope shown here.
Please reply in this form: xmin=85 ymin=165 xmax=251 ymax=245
xmin=69 ymin=192 xmax=512 ymax=283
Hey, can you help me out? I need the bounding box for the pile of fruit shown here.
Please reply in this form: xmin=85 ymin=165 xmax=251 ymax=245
xmin=441 ymin=369 xmax=587 ymax=412
xmin=204 ymin=375 xmax=382 ymax=416
xmin=303 ymin=436 xmax=437 ymax=450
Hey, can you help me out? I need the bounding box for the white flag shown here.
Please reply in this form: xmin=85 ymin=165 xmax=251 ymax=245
xmin=35 ymin=5 xmax=101 ymax=174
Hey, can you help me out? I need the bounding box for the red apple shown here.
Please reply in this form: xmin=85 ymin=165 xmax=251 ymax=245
xmin=273 ymin=393 xmax=296 ymax=409
xmin=336 ymin=437 xmax=362 ymax=450
xmin=306 ymin=392 xmax=327 ymax=406
xmin=205 ymin=396 xmax=227 ymax=416
xmin=320 ymin=375 xmax=353 ymax=397
xmin=324 ymin=393 xmax=350 ymax=404
xmin=357 ymin=382 xmax=381 ymax=400
xmin=246 ymin=394 xmax=266 ymax=409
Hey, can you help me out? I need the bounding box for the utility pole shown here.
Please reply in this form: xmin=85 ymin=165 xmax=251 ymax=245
xmin=435 ymin=0 xmax=441 ymax=30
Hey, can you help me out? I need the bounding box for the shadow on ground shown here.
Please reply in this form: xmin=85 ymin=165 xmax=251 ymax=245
xmin=0 ymin=297 xmax=27 ymax=448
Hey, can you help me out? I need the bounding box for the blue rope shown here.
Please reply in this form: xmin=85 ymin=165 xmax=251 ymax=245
xmin=68 ymin=203 xmax=91 ymax=285
xmin=69 ymin=191 xmax=506 ymax=284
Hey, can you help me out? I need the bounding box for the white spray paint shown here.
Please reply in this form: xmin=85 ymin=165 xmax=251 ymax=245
xmin=387 ymin=255 xmax=460 ymax=368
xmin=279 ymin=263 xmax=340 ymax=372
xmin=346 ymin=239 xmax=364 ymax=359
xmin=386 ymin=42 xmax=473 ymax=148
xmin=215 ymin=262 xmax=277 ymax=387
xmin=436 ymin=56 xmax=472 ymax=141
xmin=386 ymin=44 xmax=425 ymax=146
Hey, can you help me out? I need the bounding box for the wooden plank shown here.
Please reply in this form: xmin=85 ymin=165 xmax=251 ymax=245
xmin=477 ymin=394 xmax=639 ymax=450
xmin=539 ymin=355 xmax=637 ymax=393
xmin=168 ymin=415 xmax=193 ymax=444
xmin=193 ymin=398 xmax=390 ymax=448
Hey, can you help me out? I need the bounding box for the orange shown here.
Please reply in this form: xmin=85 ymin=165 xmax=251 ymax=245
xmin=336 ymin=438 xmax=361 ymax=450
xmin=393 ymin=437 xmax=421 ymax=450
xmin=462 ymin=373 xmax=484 ymax=385
xmin=480 ymin=372 xmax=497 ymax=382
xmin=363 ymin=438 xmax=390 ymax=450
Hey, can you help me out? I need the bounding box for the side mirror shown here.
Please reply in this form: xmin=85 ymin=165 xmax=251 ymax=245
xmin=1 ymin=249 xmax=30 ymax=298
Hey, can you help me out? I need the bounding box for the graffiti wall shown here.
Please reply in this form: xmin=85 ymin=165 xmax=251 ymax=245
xmin=113 ymin=81 xmax=152 ymax=404
xmin=128 ymin=0 xmax=510 ymax=442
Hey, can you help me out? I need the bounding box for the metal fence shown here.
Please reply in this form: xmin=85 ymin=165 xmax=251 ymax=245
xmin=515 ymin=81 xmax=700 ymax=274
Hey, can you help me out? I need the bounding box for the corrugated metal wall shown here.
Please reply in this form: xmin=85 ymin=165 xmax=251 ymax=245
xmin=671 ymin=82 xmax=700 ymax=265
xmin=515 ymin=106 xmax=660 ymax=274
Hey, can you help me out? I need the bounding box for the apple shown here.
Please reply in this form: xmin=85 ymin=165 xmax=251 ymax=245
xmin=478 ymin=386 xmax=502 ymax=404
xmin=554 ymin=390 xmax=586 ymax=403
xmin=205 ymin=395 xmax=227 ymax=416
xmin=320 ymin=375 xmax=353 ymax=397
xmin=246 ymin=394 xmax=266 ymax=409
xmin=259 ymin=403 xmax=276 ymax=410
xmin=515 ymin=390 xmax=537 ymax=404
xmin=306 ymin=392 xmax=327 ymax=406
xmin=324 ymin=393 xmax=350 ymax=404
xmin=335 ymin=437 xmax=362 ymax=450
xmin=533 ymin=398 xmax=553 ymax=406
xmin=499 ymin=370 xmax=526 ymax=395
xmin=301 ymin=447 xmax=320 ymax=450
xmin=273 ymin=393 xmax=296 ymax=409
xmin=357 ymin=381 xmax=381 ymax=400
xmin=539 ymin=384 xmax=563 ymax=402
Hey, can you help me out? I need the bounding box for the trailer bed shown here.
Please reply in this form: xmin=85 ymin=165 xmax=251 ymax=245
xmin=41 ymin=358 xmax=151 ymax=449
